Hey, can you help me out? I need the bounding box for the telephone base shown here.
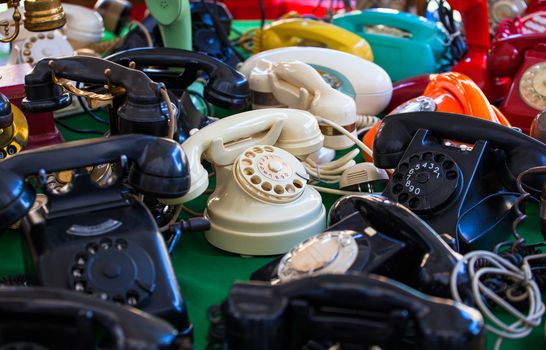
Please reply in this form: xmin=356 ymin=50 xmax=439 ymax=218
xmin=203 ymin=205 xmax=326 ymax=255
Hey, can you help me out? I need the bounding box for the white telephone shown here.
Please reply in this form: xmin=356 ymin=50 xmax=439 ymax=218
xmin=238 ymin=47 xmax=393 ymax=116
xmin=249 ymin=60 xmax=358 ymax=150
xmin=0 ymin=3 xmax=104 ymax=66
xmin=178 ymin=108 xmax=327 ymax=255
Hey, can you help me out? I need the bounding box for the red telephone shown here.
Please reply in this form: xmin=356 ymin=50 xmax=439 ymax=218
xmin=487 ymin=33 xmax=546 ymax=132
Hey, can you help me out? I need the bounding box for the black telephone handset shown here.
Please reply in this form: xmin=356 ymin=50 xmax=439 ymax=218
xmin=374 ymin=112 xmax=546 ymax=250
xmin=216 ymin=274 xmax=484 ymax=350
xmin=22 ymin=56 xmax=172 ymax=137
xmin=0 ymin=286 xmax=191 ymax=350
xmin=251 ymin=194 xmax=464 ymax=299
xmin=0 ymin=135 xmax=191 ymax=333
xmin=106 ymin=47 xmax=250 ymax=110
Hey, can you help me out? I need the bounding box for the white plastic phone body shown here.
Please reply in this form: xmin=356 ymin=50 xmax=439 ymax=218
xmin=249 ymin=60 xmax=357 ymax=150
xmin=178 ymin=108 xmax=326 ymax=255
xmin=239 ymin=47 xmax=393 ymax=116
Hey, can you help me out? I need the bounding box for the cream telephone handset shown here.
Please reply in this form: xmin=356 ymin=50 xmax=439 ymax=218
xmin=249 ymin=60 xmax=358 ymax=150
xmin=179 ymin=108 xmax=327 ymax=255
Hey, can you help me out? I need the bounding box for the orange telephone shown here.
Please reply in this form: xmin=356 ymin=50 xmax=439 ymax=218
xmin=363 ymin=72 xmax=511 ymax=159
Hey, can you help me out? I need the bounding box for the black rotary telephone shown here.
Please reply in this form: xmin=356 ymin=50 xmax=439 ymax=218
xmin=22 ymin=56 xmax=173 ymax=138
xmin=373 ymin=112 xmax=546 ymax=251
xmin=0 ymin=135 xmax=191 ymax=333
xmin=211 ymin=274 xmax=484 ymax=350
xmin=251 ymin=194 xmax=465 ymax=299
xmin=0 ymin=286 xmax=192 ymax=350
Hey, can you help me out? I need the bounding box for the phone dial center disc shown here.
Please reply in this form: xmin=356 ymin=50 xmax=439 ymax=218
xmin=234 ymin=145 xmax=308 ymax=203
xmin=69 ymin=238 xmax=156 ymax=305
xmin=388 ymin=151 xmax=462 ymax=214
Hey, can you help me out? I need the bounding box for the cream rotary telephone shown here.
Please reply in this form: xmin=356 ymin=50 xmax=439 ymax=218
xmin=178 ymin=108 xmax=327 ymax=255
xmin=249 ymin=60 xmax=359 ymax=150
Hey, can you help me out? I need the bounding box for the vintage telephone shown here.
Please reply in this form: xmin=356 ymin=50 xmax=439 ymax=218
xmin=145 ymin=0 xmax=191 ymax=50
xmin=0 ymin=286 xmax=192 ymax=350
xmin=0 ymin=92 xmax=28 ymax=159
xmin=0 ymin=0 xmax=65 ymax=43
xmin=239 ymin=47 xmax=393 ymax=117
xmin=248 ymin=60 xmax=358 ymax=150
xmin=488 ymin=0 xmax=528 ymax=34
xmin=22 ymin=55 xmax=174 ymax=138
xmin=332 ymin=9 xmax=451 ymax=81
xmin=251 ymin=194 xmax=466 ymax=298
xmin=363 ymin=72 xmax=512 ymax=156
xmin=0 ymin=3 xmax=103 ymax=65
xmin=0 ymin=134 xmax=192 ymax=332
xmin=373 ymin=112 xmax=546 ymax=251
xmin=487 ymin=33 xmax=546 ymax=133
xmin=252 ymin=18 xmax=374 ymax=62
xmin=212 ymin=274 xmax=484 ymax=350
xmin=179 ymin=108 xmax=327 ymax=255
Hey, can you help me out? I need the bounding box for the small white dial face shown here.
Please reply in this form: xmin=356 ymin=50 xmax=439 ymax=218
xmin=519 ymin=62 xmax=546 ymax=111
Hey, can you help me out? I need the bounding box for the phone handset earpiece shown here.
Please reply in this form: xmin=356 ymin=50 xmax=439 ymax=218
xmin=0 ymin=169 xmax=36 ymax=229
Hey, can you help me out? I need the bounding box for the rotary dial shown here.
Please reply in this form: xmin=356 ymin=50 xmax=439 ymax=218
xmin=519 ymin=62 xmax=546 ymax=111
xmin=389 ymin=151 xmax=461 ymax=213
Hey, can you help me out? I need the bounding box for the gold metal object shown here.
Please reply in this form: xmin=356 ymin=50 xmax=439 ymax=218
xmin=50 ymin=67 xmax=126 ymax=109
xmin=0 ymin=0 xmax=22 ymax=43
xmin=0 ymin=104 xmax=28 ymax=160
xmin=23 ymin=0 xmax=65 ymax=32
xmin=319 ymin=122 xmax=356 ymax=136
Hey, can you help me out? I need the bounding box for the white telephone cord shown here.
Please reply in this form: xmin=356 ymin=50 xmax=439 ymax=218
xmin=450 ymin=250 xmax=545 ymax=350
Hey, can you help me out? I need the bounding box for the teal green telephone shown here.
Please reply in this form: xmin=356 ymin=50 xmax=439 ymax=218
xmin=144 ymin=0 xmax=191 ymax=50
xmin=332 ymin=8 xmax=451 ymax=81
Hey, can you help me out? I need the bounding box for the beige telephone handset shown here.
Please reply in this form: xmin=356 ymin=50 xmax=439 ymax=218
xmin=179 ymin=108 xmax=327 ymax=255
xmin=250 ymin=60 xmax=358 ymax=150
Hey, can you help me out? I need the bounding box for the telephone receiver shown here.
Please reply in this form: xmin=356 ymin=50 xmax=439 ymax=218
xmin=106 ymin=47 xmax=250 ymax=110
xmin=0 ymin=92 xmax=28 ymax=160
xmin=249 ymin=60 xmax=357 ymax=150
xmin=0 ymin=286 xmax=189 ymax=350
xmin=252 ymin=18 xmax=374 ymax=62
xmin=487 ymin=32 xmax=546 ymax=77
xmin=218 ymin=274 xmax=484 ymax=350
xmin=0 ymin=134 xmax=189 ymax=229
xmin=239 ymin=47 xmax=393 ymax=116
xmin=145 ymin=0 xmax=191 ymax=50
xmin=363 ymin=72 xmax=511 ymax=157
xmin=332 ymin=9 xmax=450 ymax=81
xmin=374 ymin=112 xmax=546 ymax=195
xmin=22 ymin=56 xmax=172 ymax=137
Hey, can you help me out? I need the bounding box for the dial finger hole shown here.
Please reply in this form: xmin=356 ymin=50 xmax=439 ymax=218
xmin=241 ymin=159 xmax=252 ymax=166
xmin=442 ymin=160 xmax=454 ymax=169
xmin=398 ymin=162 xmax=409 ymax=173
xmin=274 ymin=185 xmax=285 ymax=194
xmin=285 ymin=184 xmax=296 ymax=193
xmin=409 ymin=198 xmax=420 ymax=209
xmin=410 ymin=155 xmax=419 ymax=163
xmin=264 ymin=146 xmax=274 ymax=152
xmin=243 ymin=167 xmax=254 ymax=176
xmin=398 ymin=193 xmax=409 ymax=203
xmin=293 ymin=179 xmax=304 ymax=189
xmin=422 ymin=152 xmax=433 ymax=161
xmin=392 ymin=184 xmax=403 ymax=194
xmin=261 ymin=182 xmax=272 ymax=191
xmin=393 ymin=173 xmax=403 ymax=182
xmin=244 ymin=151 xmax=256 ymax=158
xmin=434 ymin=154 xmax=445 ymax=162
xmin=446 ymin=170 xmax=457 ymax=180
xmin=251 ymin=175 xmax=262 ymax=184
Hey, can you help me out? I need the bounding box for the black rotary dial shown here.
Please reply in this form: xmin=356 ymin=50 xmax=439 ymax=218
xmin=389 ymin=151 xmax=462 ymax=213
xmin=69 ymin=238 xmax=156 ymax=306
